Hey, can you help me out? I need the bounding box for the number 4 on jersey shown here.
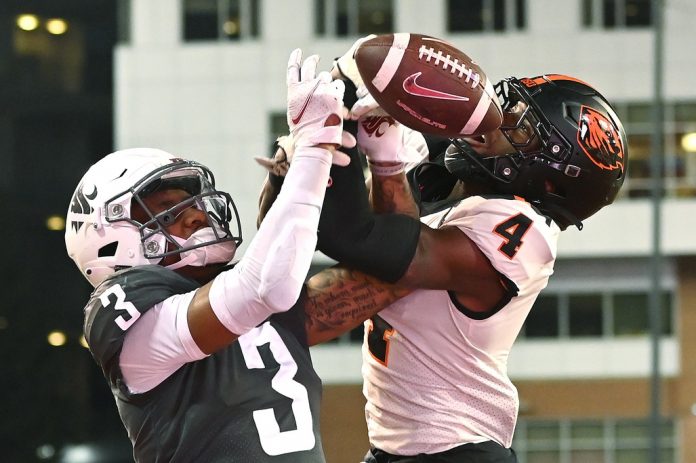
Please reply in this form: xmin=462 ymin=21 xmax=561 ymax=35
xmin=493 ymin=213 xmax=532 ymax=259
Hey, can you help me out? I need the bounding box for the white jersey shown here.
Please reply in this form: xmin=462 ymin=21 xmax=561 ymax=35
xmin=362 ymin=195 xmax=560 ymax=455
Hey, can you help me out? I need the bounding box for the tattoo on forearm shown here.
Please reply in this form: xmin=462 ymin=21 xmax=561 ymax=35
xmin=304 ymin=267 xmax=411 ymax=343
xmin=370 ymin=175 xmax=419 ymax=218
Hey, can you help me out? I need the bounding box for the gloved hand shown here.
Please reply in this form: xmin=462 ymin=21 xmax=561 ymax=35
xmin=332 ymin=34 xmax=376 ymax=88
xmin=357 ymin=115 xmax=429 ymax=166
xmin=254 ymin=132 xmax=356 ymax=176
xmin=331 ymin=35 xmax=381 ymax=121
xmin=286 ymin=48 xmax=351 ymax=166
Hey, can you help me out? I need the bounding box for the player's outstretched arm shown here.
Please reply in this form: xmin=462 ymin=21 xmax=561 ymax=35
xmin=318 ymin=114 xmax=506 ymax=312
xmin=188 ymin=49 xmax=348 ymax=354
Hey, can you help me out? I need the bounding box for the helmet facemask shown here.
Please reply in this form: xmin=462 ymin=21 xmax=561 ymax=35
xmin=445 ymin=75 xmax=627 ymax=230
xmin=105 ymin=160 xmax=243 ymax=269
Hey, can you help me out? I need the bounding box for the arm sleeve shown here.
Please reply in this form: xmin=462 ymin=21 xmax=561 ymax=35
xmin=317 ymin=127 xmax=421 ymax=283
xmin=208 ymin=147 xmax=332 ymax=335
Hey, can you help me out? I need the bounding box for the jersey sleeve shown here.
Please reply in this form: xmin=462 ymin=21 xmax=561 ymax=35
xmin=269 ymin=286 xmax=310 ymax=347
xmin=119 ymin=290 xmax=209 ymax=394
xmin=441 ymin=196 xmax=560 ymax=295
xmin=83 ymin=266 xmax=200 ymax=393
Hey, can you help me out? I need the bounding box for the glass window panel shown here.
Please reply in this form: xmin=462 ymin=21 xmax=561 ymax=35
xmin=336 ymin=0 xmax=349 ymax=35
xmin=223 ymin=0 xmax=241 ymax=40
xmin=571 ymin=421 xmax=604 ymax=440
xmin=184 ymin=0 xmax=219 ymax=41
xmin=581 ymin=0 xmax=593 ymax=27
xmin=616 ymin=449 xmax=649 ymax=463
xmin=625 ymin=133 xmax=652 ymax=197
xmin=570 ymin=450 xmax=605 ymax=462
xmin=516 ymin=0 xmax=526 ymax=29
xmin=249 ymin=0 xmax=260 ymax=37
xmin=527 ymin=422 xmax=560 ymax=443
xmin=315 ymin=0 xmax=326 ymax=34
xmin=661 ymin=419 xmax=674 ymax=439
xmin=493 ymin=0 xmax=505 ymax=31
xmin=674 ymin=102 xmax=696 ymax=123
xmin=625 ymin=0 xmax=652 ymax=27
xmin=625 ymin=102 xmax=653 ymax=124
xmin=358 ymin=0 xmax=392 ymax=34
xmin=569 ymin=294 xmax=603 ymax=337
xmin=525 ymin=295 xmax=559 ymax=338
xmin=613 ymin=291 xmax=673 ymax=335
xmin=613 ymin=293 xmax=648 ymax=335
xmin=616 ymin=420 xmax=650 ymax=441
xmin=603 ymin=0 xmax=617 ymax=27
xmin=627 ymin=133 xmax=653 ymax=165
xmin=117 ymin=0 xmax=132 ymax=44
xmin=269 ymin=112 xmax=288 ymax=147
xmin=661 ymin=292 xmax=673 ymax=335
xmin=448 ymin=0 xmax=485 ymax=31
xmin=527 ymin=451 xmax=561 ymax=463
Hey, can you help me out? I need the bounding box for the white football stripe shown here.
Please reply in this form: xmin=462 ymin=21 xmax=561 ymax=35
xmin=460 ymin=78 xmax=496 ymax=135
xmin=372 ymin=33 xmax=410 ymax=92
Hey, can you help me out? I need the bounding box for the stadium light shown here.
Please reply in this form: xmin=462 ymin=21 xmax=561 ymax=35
xmin=17 ymin=14 xmax=40 ymax=31
xmin=681 ymin=132 xmax=696 ymax=152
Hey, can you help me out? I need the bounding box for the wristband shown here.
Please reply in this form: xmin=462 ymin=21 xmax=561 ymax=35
xmin=368 ymin=161 xmax=405 ymax=176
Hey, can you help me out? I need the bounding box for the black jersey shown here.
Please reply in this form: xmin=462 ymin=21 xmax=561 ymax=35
xmin=83 ymin=266 xmax=325 ymax=462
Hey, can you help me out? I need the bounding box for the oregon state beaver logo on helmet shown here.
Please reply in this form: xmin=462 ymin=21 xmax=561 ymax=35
xmin=577 ymin=105 xmax=625 ymax=172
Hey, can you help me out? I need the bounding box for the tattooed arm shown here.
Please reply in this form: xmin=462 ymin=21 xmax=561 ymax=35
xmin=368 ymin=169 xmax=419 ymax=217
xmin=302 ymin=265 xmax=412 ymax=346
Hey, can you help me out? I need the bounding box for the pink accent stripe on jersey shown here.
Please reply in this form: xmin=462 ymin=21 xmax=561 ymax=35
xmin=460 ymin=78 xmax=495 ymax=135
xmin=372 ymin=33 xmax=410 ymax=93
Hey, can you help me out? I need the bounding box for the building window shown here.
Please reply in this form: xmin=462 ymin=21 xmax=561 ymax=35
xmin=183 ymin=0 xmax=260 ymax=41
xmin=614 ymin=101 xmax=696 ymax=198
xmin=522 ymin=290 xmax=674 ymax=340
xmin=269 ymin=112 xmax=288 ymax=148
xmin=447 ymin=0 xmax=526 ymax=33
xmin=513 ymin=418 xmax=675 ymax=462
xmin=582 ymin=0 xmax=652 ymax=29
xmin=315 ymin=0 xmax=393 ymax=36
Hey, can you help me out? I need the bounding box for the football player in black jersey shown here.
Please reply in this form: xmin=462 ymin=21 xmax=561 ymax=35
xmin=65 ymin=50 xmax=415 ymax=463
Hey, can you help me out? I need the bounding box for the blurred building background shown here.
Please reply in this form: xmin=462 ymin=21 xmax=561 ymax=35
xmin=1 ymin=0 xmax=695 ymax=462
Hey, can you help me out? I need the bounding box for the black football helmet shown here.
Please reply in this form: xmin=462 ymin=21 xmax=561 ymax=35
xmin=444 ymin=74 xmax=628 ymax=230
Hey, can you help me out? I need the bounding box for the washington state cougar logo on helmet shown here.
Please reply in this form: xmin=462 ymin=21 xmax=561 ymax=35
xmin=577 ymin=105 xmax=625 ymax=172
xmin=69 ymin=182 xmax=97 ymax=232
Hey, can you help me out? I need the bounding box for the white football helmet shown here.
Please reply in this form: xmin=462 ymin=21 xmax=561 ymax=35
xmin=65 ymin=148 xmax=242 ymax=287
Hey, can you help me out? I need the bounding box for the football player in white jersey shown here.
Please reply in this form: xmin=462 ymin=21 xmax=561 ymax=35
xmin=65 ymin=50 xmax=420 ymax=463
xmin=259 ymin=45 xmax=627 ymax=462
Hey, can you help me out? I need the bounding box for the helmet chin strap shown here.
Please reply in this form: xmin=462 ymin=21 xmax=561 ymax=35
xmin=166 ymin=227 xmax=237 ymax=270
xmin=539 ymin=201 xmax=584 ymax=231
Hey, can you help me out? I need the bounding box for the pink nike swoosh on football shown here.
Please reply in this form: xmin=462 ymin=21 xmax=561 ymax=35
xmin=402 ymin=72 xmax=470 ymax=101
xmin=291 ymin=80 xmax=322 ymax=125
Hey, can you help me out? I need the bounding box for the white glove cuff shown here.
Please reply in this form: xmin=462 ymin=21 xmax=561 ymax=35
xmin=368 ymin=161 xmax=405 ymax=176
xmin=304 ymin=124 xmax=343 ymax=147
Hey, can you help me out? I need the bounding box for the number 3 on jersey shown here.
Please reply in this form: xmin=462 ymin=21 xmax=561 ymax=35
xmin=493 ymin=213 xmax=532 ymax=259
xmin=239 ymin=324 xmax=315 ymax=456
xmin=99 ymin=284 xmax=141 ymax=331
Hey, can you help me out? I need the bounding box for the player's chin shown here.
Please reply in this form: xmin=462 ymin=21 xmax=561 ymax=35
xmin=462 ymin=130 xmax=511 ymax=156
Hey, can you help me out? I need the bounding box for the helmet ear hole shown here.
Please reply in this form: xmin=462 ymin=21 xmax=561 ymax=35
xmin=98 ymin=242 xmax=118 ymax=257
xmin=544 ymin=179 xmax=564 ymax=196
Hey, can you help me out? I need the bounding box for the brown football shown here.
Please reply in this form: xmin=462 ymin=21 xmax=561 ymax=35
xmin=355 ymin=33 xmax=503 ymax=137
